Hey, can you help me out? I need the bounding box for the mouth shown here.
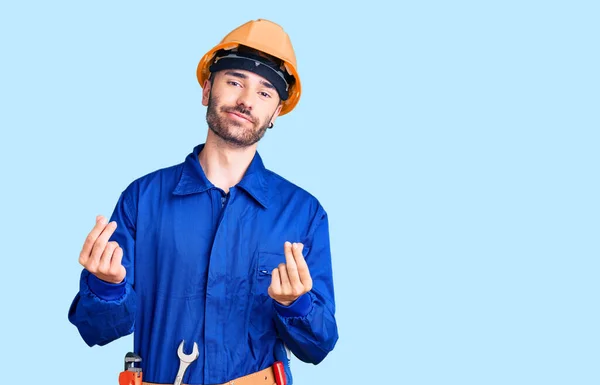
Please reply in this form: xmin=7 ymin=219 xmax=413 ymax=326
xmin=227 ymin=111 xmax=253 ymax=123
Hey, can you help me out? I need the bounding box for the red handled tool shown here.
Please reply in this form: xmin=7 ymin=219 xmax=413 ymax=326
xmin=273 ymin=361 xmax=286 ymax=385
xmin=118 ymin=352 xmax=143 ymax=385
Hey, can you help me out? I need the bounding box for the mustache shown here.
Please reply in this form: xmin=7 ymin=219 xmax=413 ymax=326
xmin=221 ymin=105 xmax=256 ymax=123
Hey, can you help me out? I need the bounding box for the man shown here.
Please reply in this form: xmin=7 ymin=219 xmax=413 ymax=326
xmin=68 ymin=19 xmax=338 ymax=385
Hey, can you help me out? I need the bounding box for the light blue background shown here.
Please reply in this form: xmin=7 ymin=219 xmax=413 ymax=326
xmin=1 ymin=1 xmax=598 ymax=384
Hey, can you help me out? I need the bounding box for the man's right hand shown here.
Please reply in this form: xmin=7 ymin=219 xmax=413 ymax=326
xmin=79 ymin=215 xmax=126 ymax=284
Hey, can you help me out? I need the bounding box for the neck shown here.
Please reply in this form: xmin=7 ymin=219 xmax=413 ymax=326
xmin=198 ymin=131 xmax=257 ymax=193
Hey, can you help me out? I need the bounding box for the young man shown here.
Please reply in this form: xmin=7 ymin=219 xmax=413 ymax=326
xmin=68 ymin=19 xmax=338 ymax=385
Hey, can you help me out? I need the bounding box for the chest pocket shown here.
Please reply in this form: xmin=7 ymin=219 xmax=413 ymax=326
xmin=253 ymin=247 xmax=311 ymax=298
xmin=254 ymin=251 xmax=285 ymax=298
xmin=249 ymin=247 xmax=311 ymax=332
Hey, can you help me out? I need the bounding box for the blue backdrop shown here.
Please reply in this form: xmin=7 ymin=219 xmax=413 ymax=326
xmin=1 ymin=1 xmax=598 ymax=384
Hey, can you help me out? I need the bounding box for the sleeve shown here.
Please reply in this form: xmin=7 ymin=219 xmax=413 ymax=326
xmin=67 ymin=183 xmax=138 ymax=347
xmin=272 ymin=204 xmax=339 ymax=364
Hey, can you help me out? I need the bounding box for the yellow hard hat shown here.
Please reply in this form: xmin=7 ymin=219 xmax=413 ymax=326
xmin=196 ymin=19 xmax=301 ymax=116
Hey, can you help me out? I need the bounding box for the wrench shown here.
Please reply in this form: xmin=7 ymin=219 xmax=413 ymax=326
xmin=173 ymin=340 xmax=199 ymax=385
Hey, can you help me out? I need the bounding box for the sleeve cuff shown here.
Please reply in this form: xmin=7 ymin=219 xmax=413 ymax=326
xmin=274 ymin=292 xmax=313 ymax=318
xmin=87 ymin=273 xmax=126 ymax=301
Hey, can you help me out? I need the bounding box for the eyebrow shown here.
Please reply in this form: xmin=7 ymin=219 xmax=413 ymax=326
xmin=224 ymin=70 xmax=275 ymax=90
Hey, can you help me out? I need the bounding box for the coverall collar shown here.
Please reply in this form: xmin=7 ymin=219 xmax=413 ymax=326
xmin=173 ymin=143 xmax=269 ymax=208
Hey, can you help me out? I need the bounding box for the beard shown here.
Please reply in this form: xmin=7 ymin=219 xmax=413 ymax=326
xmin=206 ymin=93 xmax=272 ymax=148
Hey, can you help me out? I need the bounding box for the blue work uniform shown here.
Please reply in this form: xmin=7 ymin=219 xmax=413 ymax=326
xmin=68 ymin=143 xmax=339 ymax=385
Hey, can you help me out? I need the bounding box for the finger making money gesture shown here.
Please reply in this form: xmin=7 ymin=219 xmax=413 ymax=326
xmin=78 ymin=215 xmax=126 ymax=284
xmin=268 ymin=241 xmax=313 ymax=306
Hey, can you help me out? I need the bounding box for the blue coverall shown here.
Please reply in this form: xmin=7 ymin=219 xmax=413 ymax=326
xmin=68 ymin=143 xmax=339 ymax=384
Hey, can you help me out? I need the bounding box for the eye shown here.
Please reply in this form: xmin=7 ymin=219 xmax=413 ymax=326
xmin=227 ymin=80 xmax=242 ymax=87
xmin=259 ymin=91 xmax=272 ymax=98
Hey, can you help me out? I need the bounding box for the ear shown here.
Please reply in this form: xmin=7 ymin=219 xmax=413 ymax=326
xmin=269 ymin=102 xmax=283 ymax=126
xmin=202 ymin=79 xmax=211 ymax=106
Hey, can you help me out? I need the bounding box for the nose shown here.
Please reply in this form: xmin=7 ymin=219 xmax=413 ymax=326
xmin=236 ymin=87 xmax=255 ymax=111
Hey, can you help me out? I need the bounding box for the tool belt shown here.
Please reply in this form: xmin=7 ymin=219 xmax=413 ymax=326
xmin=119 ymin=351 xmax=287 ymax=385
xmin=142 ymin=365 xmax=279 ymax=385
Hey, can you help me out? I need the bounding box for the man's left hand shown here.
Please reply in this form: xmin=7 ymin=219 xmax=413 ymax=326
xmin=268 ymin=241 xmax=313 ymax=306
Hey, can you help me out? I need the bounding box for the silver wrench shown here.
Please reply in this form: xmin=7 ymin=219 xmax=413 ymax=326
xmin=173 ymin=340 xmax=199 ymax=385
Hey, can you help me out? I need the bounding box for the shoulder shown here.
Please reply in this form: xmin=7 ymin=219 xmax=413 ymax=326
xmin=119 ymin=161 xmax=185 ymax=199
xmin=263 ymin=168 xmax=327 ymax=216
